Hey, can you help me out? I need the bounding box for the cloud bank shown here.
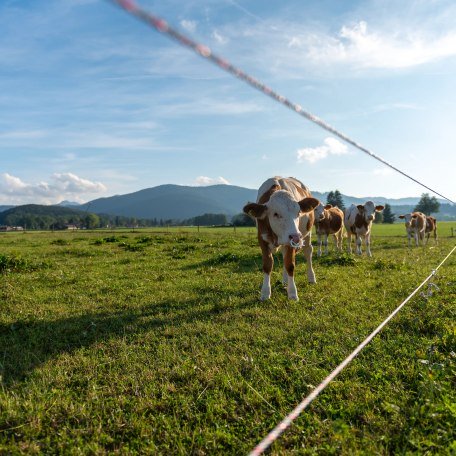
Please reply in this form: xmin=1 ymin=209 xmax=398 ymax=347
xmin=0 ymin=172 xmax=107 ymax=204
xmin=297 ymin=137 xmax=348 ymax=164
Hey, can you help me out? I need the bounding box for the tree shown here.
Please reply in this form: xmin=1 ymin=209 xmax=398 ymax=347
xmin=382 ymin=204 xmax=395 ymax=224
xmin=374 ymin=211 xmax=383 ymax=224
xmin=84 ymin=213 xmax=100 ymax=229
xmin=414 ymin=193 xmax=440 ymax=216
xmin=232 ymin=213 xmax=255 ymax=227
xmin=326 ymin=190 xmax=345 ymax=210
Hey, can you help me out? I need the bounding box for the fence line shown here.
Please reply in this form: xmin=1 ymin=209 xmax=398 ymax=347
xmin=110 ymin=0 xmax=454 ymax=205
xmin=249 ymin=244 xmax=456 ymax=456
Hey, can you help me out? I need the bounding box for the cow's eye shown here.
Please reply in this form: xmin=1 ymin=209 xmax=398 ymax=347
xmin=273 ymin=212 xmax=281 ymax=218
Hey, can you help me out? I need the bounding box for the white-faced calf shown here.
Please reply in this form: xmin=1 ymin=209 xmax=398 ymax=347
xmin=344 ymin=201 xmax=384 ymax=256
xmin=399 ymin=212 xmax=437 ymax=246
xmin=243 ymin=176 xmax=319 ymax=301
xmin=398 ymin=212 xmax=425 ymax=246
xmin=314 ymin=203 xmax=344 ymax=256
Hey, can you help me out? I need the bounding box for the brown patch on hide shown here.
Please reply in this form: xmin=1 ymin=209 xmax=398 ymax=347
xmin=258 ymin=184 xmax=281 ymax=204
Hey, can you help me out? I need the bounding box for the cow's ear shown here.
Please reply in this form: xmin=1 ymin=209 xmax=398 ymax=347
xmin=398 ymin=215 xmax=405 ymax=219
xmin=357 ymin=205 xmax=364 ymax=212
xmin=411 ymin=214 xmax=418 ymax=219
xmin=324 ymin=204 xmax=332 ymax=210
xmin=299 ymin=197 xmax=320 ymax=213
xmin=243 ymin=202 xmax=267 ymax=219
xmin=375 ymin=205 xmax=385 ymax=212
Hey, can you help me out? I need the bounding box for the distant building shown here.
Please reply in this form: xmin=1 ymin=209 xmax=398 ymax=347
xmin=0 ymin=226 xmax=24 ymax=231
xmin=65 ymin=224 xmax=79 ymax=231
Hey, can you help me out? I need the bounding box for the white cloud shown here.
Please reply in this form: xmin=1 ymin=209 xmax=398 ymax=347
xmin=180 ymin=20 xmax=197 ymax=33
xmin=212 ymin=30 xmax=228 ymax=45
xmin=0 ymin=172 xmax=107 ymax=204
xmin=297 ymin=137 xmax=348 ymax=164
xmin=304 ymin=20 xmax=456 ymax=69
xmin=194 ymin=176 xmax=230 ymax=186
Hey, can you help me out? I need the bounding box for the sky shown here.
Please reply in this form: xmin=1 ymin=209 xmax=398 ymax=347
xmin=1 ymin=0 xmax=456 ymax=205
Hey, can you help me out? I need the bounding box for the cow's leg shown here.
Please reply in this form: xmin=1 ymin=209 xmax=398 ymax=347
xmin=302 ymin=235 xmax=316 ymax=284
xmin=281 ymin=249 xmax=288 ymax=286
xmin=316 ymin=232 xmax=322 ymax=256
xmin=336 ymin=231 xmax=343 ymax=252
xmin=434 ymin=227 xmax=438 ymax=242
xmin=356 ymin=234 xmax=362 ymax=255
xmin=260 ymin=243 xmax=273 ymax=301
xmin=366 ymin=233 xmax=372 ymax=257
xmin=283 ymin=246 xmax=298 ymax=300
xmin=323 ymin=233 xmax=329 ymax=255
xmin=414 ymin=230 xmax=419 ymax=246
xmin=419 ymin=231 xmax=425 ymax=246
xmin=347 ymin=231 xmax=352 ymax=254
xmin=407 ymin=231 xmax=411 ymax=247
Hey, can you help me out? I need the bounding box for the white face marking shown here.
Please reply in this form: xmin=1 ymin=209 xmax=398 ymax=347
xmin=362 ymin=201 xmax=376 ymax=222
xmin=266 ymin=191 xmax=302 ymax=245
xmin=314 ymin=202 xmax=325 ymax=221
xmin=401 ymin=213 xmax=413 ymax=228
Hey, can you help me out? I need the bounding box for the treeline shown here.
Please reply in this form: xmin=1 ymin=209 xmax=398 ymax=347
xmin=0 ymin=205 xmax=157 ymax=230
xmin=0 ymin=205 xmax=246 ymax=230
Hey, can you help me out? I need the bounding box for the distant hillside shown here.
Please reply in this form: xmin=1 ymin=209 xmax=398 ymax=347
xmin=57 ymin=200 xmax=81 ymax=207
xmin=0 ymin=204 xmax=84 ymax=221
xmin=86 ymin=184 xmax=257 ymax=220
xmin=2 ymin=185 xmax=454 ymax=222
xmin=85 ymin=184 xmax=454 ymax=221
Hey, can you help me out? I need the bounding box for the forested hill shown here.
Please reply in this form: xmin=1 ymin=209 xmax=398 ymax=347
xmin=0 ymin=205 xmax=150 ymax=230
xmin=0 ymin=205 xmax=86 ymax=229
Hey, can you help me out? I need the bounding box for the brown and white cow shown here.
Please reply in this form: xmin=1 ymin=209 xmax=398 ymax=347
xmin=425 ymin=216 xmax=438 ymax=243
xmin=398 ymin=212 xmax=426 ymax=246
xmin=314 ymin=203 xmax=344 ymax=256
xmin=243 ymin=177 xmax=319 ymax=301
xmin=344 ymin=201 xmax=384 ymax=256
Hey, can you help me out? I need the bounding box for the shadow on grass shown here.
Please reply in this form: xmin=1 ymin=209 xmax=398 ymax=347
xmin=0 ymin=295 xmax=259 ymax=387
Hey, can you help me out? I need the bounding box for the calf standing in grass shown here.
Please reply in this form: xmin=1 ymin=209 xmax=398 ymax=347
xmin=243 ymin=176 xmax=319 ymax=301
xmin=344 ymin=201 xmax=384 ymax=256
xmin=314 ymin=203 xmax=344 ymax=256
xmin=398 ymin=212 xmax=427 ymax=246
xmin=425 ymin=216 xmax=437 ymax=244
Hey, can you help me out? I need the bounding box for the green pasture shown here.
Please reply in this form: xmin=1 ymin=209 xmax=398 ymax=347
xmin=0 ymin=223 xmax=455 ymax=454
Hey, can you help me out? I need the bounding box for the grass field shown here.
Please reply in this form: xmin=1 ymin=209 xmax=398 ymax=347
xmin=1 ymin=223 xmax=455 ymax=454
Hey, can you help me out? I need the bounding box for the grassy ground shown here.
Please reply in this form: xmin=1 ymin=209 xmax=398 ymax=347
xmin=0 ymin=223 xmax=455 ymax=454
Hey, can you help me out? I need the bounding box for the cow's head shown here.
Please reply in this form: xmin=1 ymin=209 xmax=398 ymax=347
xmin=357 ymin=201 xmax=384 ymax=223
xmin=399 ymin=212 xmax=421 ymax=228
xmin=244 ymin=190 xmax=319 ymax=247
xmin=314 ymin=203 xmax=332 ymax=221
xmin=398 ymin=213 xmax=414 ymax=228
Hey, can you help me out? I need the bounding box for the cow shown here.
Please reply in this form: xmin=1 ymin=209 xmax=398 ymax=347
xmin=314 ymin=203 xmax=344 ymax=256
xmin=425 ymin=216 xmax=438 ymax=244
xmin=243 ymin=177 xmax=319 ymax=301
xmin=398 ymin=212 xmax=426 ymax=246
xmin=344 ymin=201 xmax=384 ymax=256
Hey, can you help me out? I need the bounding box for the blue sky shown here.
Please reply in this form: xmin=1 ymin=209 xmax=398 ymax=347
xmin=1 ymin=0 xmax=455 ymax=205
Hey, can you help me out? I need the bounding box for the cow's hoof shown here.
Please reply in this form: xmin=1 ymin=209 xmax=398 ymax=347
xmin=308 ymin=277 xmax=316 ymax=284
xmin=288 ymin=294 xmax=299 ymax=301
xmin=260 ymin=294 xmax=271 ymax=301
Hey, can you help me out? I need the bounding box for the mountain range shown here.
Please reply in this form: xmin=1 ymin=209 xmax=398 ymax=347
xmin=1 ymin=184 xmax=454 ymax=220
